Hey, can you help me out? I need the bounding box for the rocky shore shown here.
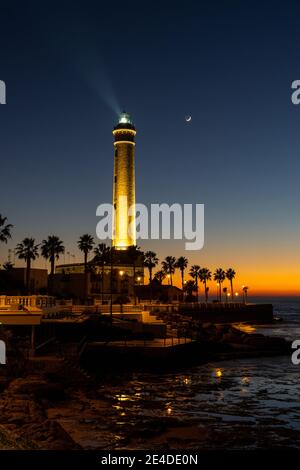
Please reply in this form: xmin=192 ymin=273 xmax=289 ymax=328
xmin=193 ymin=323 xmax=290 ymax=358
xmin=0 ymin=373 xmax=80 ymax=449
xmin=0 ymin=323 xmax=292 ymax=450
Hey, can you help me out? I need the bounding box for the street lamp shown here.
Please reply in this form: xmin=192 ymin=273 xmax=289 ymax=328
xmin=119 ymin=270 xmax=124 ymax=313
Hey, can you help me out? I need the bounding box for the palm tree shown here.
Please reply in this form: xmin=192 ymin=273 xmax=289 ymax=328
xmin=205 ymin=286 xmax=209 ymax=301
xmin=144 ymin=251 xmax=159 ymax=283
xmin=184 ymin=280 xmax=197 ymax=298
xmin=213 ymin=268 xmax=226 ymax=301
xmin=161 ymin=256 xmax=176 ymax=286
xmin=199 ymin=267 xmax=212 ymax=302
xmin=128 ymin=245 xmax=142 ymax=305
xmin=77 ymin=234 xmax=95 ymax=300
xmin=16 ymin=238 xmax=39 ymax=294
xmin=223 ymin=286 xmax=228 ymax=302
xmin=41 ymin=236 xmax=65 ymax=294
xmin=226 ymin=268 xmax=236 ymax=300
xmin=0 ymin=215 xmax=13 ymax=244
xmin=189 ymin=265 xmax=201 ymax=302
xmin=154 ymin=270 xmax=166 ymax=284
xmin=175 ymin=256 xmax=188 ymax=290
xmin=78 ymin=234 xmax=95 ymax=272
xmin=144 ymin=250 xmax=159 ymax=304
xmin=2 ymin=261 xmax=14 ymax=272
xmin=242 ymin=286 xmax=249 ymax=303
xmin=94 ymin=243 xmax=111 ymax=304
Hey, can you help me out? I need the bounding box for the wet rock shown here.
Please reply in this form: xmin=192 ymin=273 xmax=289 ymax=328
xmin=243 ymin=334 xmax=289 ymax=351
xmin=0 ymin=374 xmax=79 ymax=450
xmin=6 ymin=376 xmax=64 ymax=400
xmin=220 ymin=326 xmax=246 ymax=344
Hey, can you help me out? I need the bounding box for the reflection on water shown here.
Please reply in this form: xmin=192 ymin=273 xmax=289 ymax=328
xmin=214 ymin=368 xmax=223 ymax=378
xmin=115 ymin=394 xmax=135 ymax=402
xmin=99 ymin=355 xmax=300 ymax=449
xmin=72 ymin=300 xmax=300 ymax=449
xmin=241 ymin=376 xmax=250 ymax=385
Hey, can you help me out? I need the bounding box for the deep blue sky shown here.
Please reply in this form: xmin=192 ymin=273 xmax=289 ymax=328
xmin=0 ymin=0 xmax=300 ymax=292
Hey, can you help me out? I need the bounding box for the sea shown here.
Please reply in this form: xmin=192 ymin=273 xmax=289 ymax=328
xmin=87 ymin=298 xmax=300 ymax=450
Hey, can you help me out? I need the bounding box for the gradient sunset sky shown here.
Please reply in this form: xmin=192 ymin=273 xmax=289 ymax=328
xmin=0 ymin=1 xmax=300 ymax=295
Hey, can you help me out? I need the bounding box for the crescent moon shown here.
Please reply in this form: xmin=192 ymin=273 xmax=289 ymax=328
xmin=185 ymin=115 xmax=192 ymax=122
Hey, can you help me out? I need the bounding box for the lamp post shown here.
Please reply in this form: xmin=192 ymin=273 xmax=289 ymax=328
xmin=119 ymin=270 xmax=124 ymax=314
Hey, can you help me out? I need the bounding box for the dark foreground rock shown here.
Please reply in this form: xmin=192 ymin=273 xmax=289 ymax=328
xmin=0 ymin=375 xmax=80 ymax=449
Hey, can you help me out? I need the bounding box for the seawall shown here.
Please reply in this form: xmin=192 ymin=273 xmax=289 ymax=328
xmin=178 ymin=303 xmax=273 ymax=324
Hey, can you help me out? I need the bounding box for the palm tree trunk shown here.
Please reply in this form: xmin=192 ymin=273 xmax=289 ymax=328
xmin=230 ymin=279 xmax=233 ymax=300
xmin=26 ymin=258 xmax=31 ymax=294
xmin=149 ymin=267 xmax=153 ymax=304
xmin=219 ymin=283 xmax=222 ymax=301
xmin=181 ymin=270 xmax=184 ymax=290
xmin=49 ymin=256 xmax=55 ymax=296
xmin=196 ymin=277 xmax=198 ymax=303
xmin=50 ymin=257 xmax=55 ymax=277
xmin=204 ymin=280 xmax=208 ymax=302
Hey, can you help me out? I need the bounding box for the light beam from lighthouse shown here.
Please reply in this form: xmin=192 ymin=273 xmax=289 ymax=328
xmin=112 ymin=112 xmax=136 ymax=249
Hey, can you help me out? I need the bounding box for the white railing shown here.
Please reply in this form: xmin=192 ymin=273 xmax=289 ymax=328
xmin=69 ymin=304 xmax=143 ymax=314
xmin=0 ymin=295 xmax=56 ymax=310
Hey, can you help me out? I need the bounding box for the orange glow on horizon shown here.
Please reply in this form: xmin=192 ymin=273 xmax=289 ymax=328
xmin=164 ymin=267 xmax=300 ymax=297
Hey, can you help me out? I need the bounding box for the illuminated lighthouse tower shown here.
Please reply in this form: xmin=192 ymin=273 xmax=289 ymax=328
xmin=112 ymin=112 xmax=136 ymax=249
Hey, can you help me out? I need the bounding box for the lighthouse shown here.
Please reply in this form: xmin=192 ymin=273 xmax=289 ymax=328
xmin=112 ymin=112 xmax=136 ymax=249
